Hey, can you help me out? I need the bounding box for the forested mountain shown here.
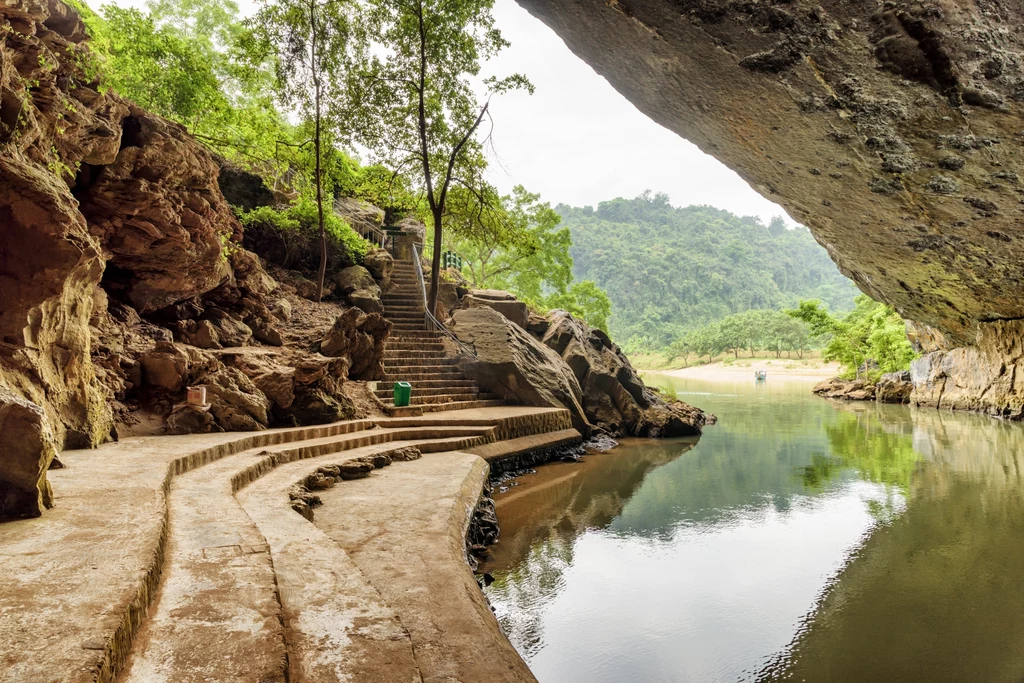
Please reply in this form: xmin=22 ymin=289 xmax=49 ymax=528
xmin=561 ymin=193 xmax=859 ymax=348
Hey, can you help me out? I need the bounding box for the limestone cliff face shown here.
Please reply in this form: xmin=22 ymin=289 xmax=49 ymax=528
xmin=516 ymin=0 xmax=1024 ymax=345
xmin=0 ymin=0 xmax=387 ymax=518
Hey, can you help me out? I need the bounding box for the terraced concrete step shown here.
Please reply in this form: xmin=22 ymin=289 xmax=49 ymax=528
xmin=308 ymin=452 xmax=536 ymax=682
xmin=466 ymin=428 xmax=583 ymax=464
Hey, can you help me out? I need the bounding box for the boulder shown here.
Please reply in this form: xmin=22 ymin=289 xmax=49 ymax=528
xmin=538 ymin=310 xmax=706 ymax=437
xmin=450 ymin=307 xmax=593 ymax=435
xmin=362 ymin=248 xmax=394 ymax=288
xmin=165 ymin=404 xmax=219 ymax=435
xmin=0 ymin=388 xmax=60 ymax=520
xmin=79 ymin=106 xmax=234 ymax=313
xmin=348 ymin=289 xmax=383 ymax=315
xmin=876 ymin=371 xmax=912 ymax=404
xmin=334 ymin=265 xmax=379 ymax=296
xmin=271 ymin=298 xmax=292 ymax=322
xmin=195 ymin=365 xmax=271 ymax=431
xmin=333 ymin=265 xmax=383 ymax=313
xmin=140 ymin=342 xmax=191 ymax=392
xmin=463 ymin=291 xmax=530 ymax=330
xmin=319 ymin=308 xmax=391 ymax=380
xmin=205 ymin=309 xmax=253 ymax=347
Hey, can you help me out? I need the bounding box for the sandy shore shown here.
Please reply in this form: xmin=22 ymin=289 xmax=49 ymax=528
xmin=653 ymin=359 xmax=840 ymax=381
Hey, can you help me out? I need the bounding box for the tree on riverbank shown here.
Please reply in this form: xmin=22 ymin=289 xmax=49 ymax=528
xmin=668 ymin=309 xmax=813 ymax=364
xmin=788 ymin=296 xmax=916 ymax=379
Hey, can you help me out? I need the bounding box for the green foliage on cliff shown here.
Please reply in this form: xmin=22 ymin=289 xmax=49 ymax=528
xmin=72 ymin=0 xmax=290 ymax=169
xmin=237 ymin=199 xmax=369 ymax=271
xmin=788 ymin=296 xmax=917 ymax=379
xmin=560 ymin=192 xmax=859 ymax=348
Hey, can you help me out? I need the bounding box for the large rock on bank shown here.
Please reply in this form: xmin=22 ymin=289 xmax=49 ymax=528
xmin=451 ymin=306 xmax=709 ymax=437
xmin=536 ymin=311 xmax=708 ymax=437
xmin=911 ymin=320 xmax=1024 ymax=417
xmin=450 ymin=307 xmax=593 ymax=435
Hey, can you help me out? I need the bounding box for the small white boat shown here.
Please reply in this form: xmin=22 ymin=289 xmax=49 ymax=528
xmin=755 ymin=370 xmax=767 ymax=381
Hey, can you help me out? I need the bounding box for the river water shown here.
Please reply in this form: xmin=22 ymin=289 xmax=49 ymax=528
xmin=481 ymin=375 xmax=1024 ymax=683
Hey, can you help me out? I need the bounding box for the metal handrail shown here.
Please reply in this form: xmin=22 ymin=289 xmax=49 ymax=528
xmin=411 ymin=244 xmax=477 ymax=357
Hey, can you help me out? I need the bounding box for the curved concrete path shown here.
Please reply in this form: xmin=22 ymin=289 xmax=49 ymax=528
xmin=0 ymin=407 xmax=577 ymax=683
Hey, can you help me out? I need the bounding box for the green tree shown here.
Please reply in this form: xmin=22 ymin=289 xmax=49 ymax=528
xmin=74 ymin=0 xmax=291 ymax=171
xmin=359 ymin=0 xmax=531 ymax=315
xmin=789 ymin=296 xmax=917 ymax=378
xmin=545 ymin=280 xmax=612 ymax=333
xmin=245 ymin=0 xmax=363 ymax=300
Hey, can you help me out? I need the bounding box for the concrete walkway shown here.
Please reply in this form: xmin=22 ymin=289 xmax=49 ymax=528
xmin=0 ymin=407 xmax=578 ymax=683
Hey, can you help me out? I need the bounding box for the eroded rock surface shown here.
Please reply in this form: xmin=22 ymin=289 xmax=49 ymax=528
xmin=517 ymin=0 xmax=1024 ymax=345
xmin=450 ymin=305 xmax=709 ymax=437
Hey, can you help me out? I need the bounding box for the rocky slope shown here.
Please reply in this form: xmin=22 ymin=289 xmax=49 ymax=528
xmin=0 ymin=0 xmax=392 ymax=519
xmin=446 ymin=286 xmax=710 ymax=438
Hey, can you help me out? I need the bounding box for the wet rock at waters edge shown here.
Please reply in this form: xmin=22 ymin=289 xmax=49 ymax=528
xmin=877 ymin=371 xmax=912 ymax=404
xmin=813 ymin=378 xmax=877 ymax=402
xmin=539 ymin=310 xmax=708 ymax=437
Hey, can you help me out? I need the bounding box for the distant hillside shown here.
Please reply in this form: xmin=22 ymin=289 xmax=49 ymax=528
xmin=560 ymin=194 xmax=859 ymax=347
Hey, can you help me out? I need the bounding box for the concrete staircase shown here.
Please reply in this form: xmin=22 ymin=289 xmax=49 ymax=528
xmin=377 ymin=259 xmax=504 ymax=414
xmin=0 ymin=406 xmax=580 ymax=683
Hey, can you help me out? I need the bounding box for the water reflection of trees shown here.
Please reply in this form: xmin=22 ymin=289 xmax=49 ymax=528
xmin=797 ymin=407 xmax=921 ymax=492
xmin=758 ymin=406 xmax=1024 ymax=682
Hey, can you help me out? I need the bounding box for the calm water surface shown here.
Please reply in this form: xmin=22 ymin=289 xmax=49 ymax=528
xmin=481 ymin=375 xmax=1024 ymax=682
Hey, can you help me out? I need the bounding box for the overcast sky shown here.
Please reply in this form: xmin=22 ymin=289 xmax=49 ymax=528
xmin=483 ymin=0 xmax=792 ymax=222
xmin=107 ymin=0 xmax=792 ymax=223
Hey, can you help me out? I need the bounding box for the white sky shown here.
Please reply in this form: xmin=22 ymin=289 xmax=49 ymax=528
xmin=105 ymin=0 xmax=793 ymax=223
xmin=483 ymin=0 xmax=792 ymax=223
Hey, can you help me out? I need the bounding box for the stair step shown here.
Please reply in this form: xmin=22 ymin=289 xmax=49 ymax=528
xmin=418 ymin=399 xmax=507 ymax=412
xmin=376 ymin=379 xmax=477 ymax=389
xmin=376 ymin=386 xmax=479 ymax=399
xmin=389 ymin=393 xmax=484 ymax=405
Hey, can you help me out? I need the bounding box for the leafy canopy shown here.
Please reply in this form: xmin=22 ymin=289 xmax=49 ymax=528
xmin=562 ymin=192 xmax=860 ymax=349
xmin=788 ymin=295 xmax=917 ymax=379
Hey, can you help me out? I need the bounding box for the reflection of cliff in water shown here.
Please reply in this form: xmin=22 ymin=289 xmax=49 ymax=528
xmin=482 ymin=438 xmax=697 ymax=659
xmin=759 ymin=407 xmax=1024 ymax=682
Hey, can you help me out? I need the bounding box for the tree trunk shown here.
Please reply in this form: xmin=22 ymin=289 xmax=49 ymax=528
xmin=310 ymin=0 xmax=326 ymax=303
xmin=427 ymin=207 xmax=442 ymax=316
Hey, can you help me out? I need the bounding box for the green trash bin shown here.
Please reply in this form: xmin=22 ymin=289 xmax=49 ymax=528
xmin=393 ymin=381 xmax=412 ymax=407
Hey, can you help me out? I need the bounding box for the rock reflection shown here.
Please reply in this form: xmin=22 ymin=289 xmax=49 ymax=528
xmin=481 ymin=438 xmax=697 ymax=657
